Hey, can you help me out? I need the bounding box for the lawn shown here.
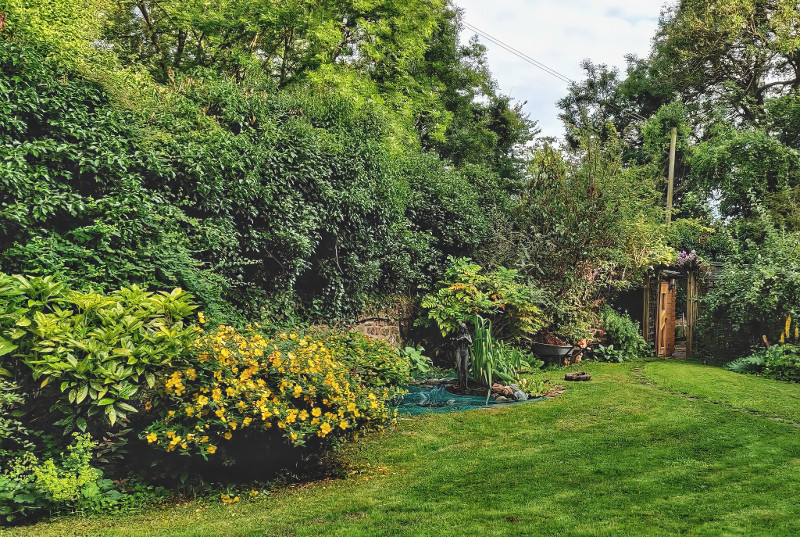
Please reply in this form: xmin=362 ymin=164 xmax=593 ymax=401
xmin=6 ymin=360 xmax=800 ymax=537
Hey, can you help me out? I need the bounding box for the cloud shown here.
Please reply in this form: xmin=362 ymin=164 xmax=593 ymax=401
xmin=455 ymin=0 xmax=669 ymax=138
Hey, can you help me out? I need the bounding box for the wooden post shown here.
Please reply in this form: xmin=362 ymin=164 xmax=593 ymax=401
xmin=666 ymin=127 xmax=677 ymax=224
xmin=643 ymin=274 xmax=651 ymax=343
xmin=686 ymin=270 xmax=698 ymax=357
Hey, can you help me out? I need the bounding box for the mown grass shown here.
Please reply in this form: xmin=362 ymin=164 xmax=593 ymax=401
xmin=642 ymin=360 xmax=800 ymax=423
xmin=6 ymin=360 xmax=800 ymax=537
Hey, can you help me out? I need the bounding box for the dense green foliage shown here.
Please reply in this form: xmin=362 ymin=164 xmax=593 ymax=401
xmin=419 ymin=257 xmax=544 ymax=339
xmin=469 ymin=315 xmax=536 ymax=396
xmin=0 ymin=433 xmax=121 ymax=523
xmin=556 ymin=0 xmax=800 ymax=355
xmin=0 ymin=1 xmax=538 ymax=325
xmin=697 ymin=212 xmax=800 ymax=360
xmin=0 ymin=272 xmax=410 ymax=523
xmin=0 ymin=273 xmax=197 ymax=435
xmin=596 ymin=306 xmax=650 ymax=363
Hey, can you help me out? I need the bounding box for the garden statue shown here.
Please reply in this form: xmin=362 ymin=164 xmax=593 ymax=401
xmin=452 ymin=322 xmax=472 ymax=394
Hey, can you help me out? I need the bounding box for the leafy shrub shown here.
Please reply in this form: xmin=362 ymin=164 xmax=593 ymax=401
xmin=0 ymin=273 xmax=198 ymax=434
xmin=762 ymin=343 xmax=800 ymax=382
xmin=470 ymin=315 xmax=538 ymax=393
xmin=0 ymin=433 xmax=121 ymax=524
xmin=420 ymin=257 xmax=545 ymax=339
xmin=400 ymin=346 xmax=433 ymax=377
xmin=726 ymin=317 xmax=800 ymax=380
xmin=696 ymin=211 xmax=800 ymax=360
xmin=723 ymin=354 xmax=766 ymax=374
xmin=0 ymin=381 xmax=34 ymax=457
xmin=599 ymin=306 xmax=650 ymax=361
xmin=593 ymin=344 xmax=627 ymax=363
xmin=143 ymin=326 xmax=409 ymax=457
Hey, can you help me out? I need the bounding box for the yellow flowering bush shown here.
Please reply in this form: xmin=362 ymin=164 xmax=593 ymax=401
xmin=143 ymin=326 xmax=409 ymax=457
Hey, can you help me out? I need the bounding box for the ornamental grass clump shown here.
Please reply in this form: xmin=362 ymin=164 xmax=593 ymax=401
xmin=143 ymin=327 xmax=409 ymax=457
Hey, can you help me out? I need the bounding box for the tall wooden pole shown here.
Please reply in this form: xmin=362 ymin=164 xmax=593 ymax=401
xmin=643 ymin=274 xmax=651 ymax=343
xmin=686 ymin=270 xmax=695 ymax=357
xmin=666 ymin=127 xmax=677 ymax=224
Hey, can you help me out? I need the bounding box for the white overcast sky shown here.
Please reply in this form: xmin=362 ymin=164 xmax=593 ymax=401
xmin=454 ymin=0 xmax=671 ymax=139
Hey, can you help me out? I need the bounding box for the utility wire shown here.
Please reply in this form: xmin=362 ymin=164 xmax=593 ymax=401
xmin=463 ymin=21 xmax=648 ymax=123
xmin=463 ymin=22 xmax=572 ymax=85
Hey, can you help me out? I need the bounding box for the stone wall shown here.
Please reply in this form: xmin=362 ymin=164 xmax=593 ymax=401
xmin=349 ymin=317 xmax=403 ymax=347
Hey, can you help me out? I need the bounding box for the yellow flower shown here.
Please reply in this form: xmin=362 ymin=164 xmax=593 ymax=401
xmin=312 ymin=407 xmax=322 ymax=417
xmin=249 ymin=489 xmax=259 ymax=497
xmin=224 ymin=431 xmax=232 ymax=440
xmin=319 ymin=422 xmax=332 ymax=436
xmin=146 ymin=432 xmax=158 ymax=443
xmin=242 ymin=417 xmax=252 ymax=427
xmin=290 ymin=432 xmax=298 ymax=443
xmin=198 ymin=312 xmax=206 ymax=324
xmin=185 ymin=368 xmax=197 ymax=381
xmin=339 ymin=420 xmax=349 ymax=430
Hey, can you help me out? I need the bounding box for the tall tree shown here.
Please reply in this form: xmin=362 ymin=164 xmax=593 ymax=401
xmin=651 ymin=0 xmax=800 ymax=125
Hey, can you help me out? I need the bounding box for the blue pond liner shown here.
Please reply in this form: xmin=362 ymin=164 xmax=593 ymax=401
xmin=395 ymin=384 xmax=544 ymax=415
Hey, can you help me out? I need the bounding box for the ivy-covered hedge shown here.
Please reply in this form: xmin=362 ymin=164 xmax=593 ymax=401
xmin=0 ymin=38 xmax=501 ymax=325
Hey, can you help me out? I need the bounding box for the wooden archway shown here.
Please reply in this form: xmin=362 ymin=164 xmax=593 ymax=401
xmin=642 ymin=268 xmax=700 ymax=357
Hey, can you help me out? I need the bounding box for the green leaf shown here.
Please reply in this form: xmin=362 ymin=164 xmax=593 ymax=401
xmin=76 ymin=417 xmax=87 ymax=432
xmin=116 ymin=402 xmax=137 ymax=413
xmin=76 ymin=384 xmax=89 ymax=404
xmin=97 ymin=397 xmax=115 ymax=406
xmin=105 ymin=405 xmax=117 ymax=426
xmin=0 ymin=337 xmax=18 ymax=357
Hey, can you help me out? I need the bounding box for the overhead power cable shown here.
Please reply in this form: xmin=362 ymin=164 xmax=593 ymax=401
xmin=463 ymin=22 xmax=573 ymax=85
xmin=463 ymin=21 xmax=648 ymax=123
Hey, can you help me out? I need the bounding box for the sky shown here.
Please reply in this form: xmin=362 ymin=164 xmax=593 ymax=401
xmin=454 ymin=0 xmax=670 ymax=139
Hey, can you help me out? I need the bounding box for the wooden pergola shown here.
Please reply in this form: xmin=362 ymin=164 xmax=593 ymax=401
xmin=642 ymin=266 xmax=700 ymax=357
